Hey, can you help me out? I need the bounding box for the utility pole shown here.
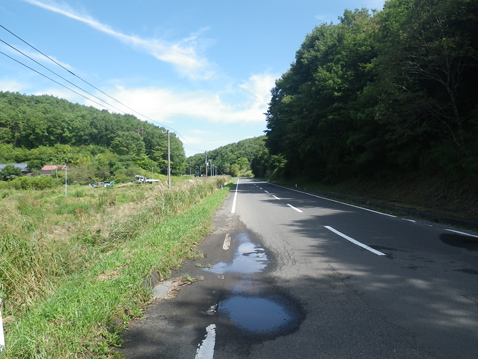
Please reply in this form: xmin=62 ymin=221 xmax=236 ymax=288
xmin=0 ymin=298 xmax=5 ymax=352
xmin=205 ymin=151 xmax=208 ymax=178
xmin=64 ymin=165 xmax=68 ymax=196
xmin=167 ymin=130 xmax=171 ymax=188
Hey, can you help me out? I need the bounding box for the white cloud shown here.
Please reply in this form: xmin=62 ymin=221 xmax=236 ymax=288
xmin=22 ymin=0 xmax=214 ymax=80
xmin=0 ymin=79 xmax=25 ymax=92
xmin=105 ymin=73 xmax=277 ymax=125
xmin=239 ymin=73 xmax=277 ymax=111
xmin=191 ymin=129 xmax=213 ymax=135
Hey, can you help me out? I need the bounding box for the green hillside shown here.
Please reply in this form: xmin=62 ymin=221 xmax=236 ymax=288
xmin=0 ymin=91 xmax=186 ymax=184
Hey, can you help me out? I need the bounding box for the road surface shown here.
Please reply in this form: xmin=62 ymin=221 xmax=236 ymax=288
xmin=120 ymin=178 xmax=478 ymax=358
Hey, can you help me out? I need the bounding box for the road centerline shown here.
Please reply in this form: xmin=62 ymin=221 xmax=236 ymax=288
xmin=287 ymin=204 xmax=303 ymax=213
xmin=324 ymin=226 xmax=386 ymax=256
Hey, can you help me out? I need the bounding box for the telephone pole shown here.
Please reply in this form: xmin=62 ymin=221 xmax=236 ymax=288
xmin=167 ymin=130 xmax=171 ymax=188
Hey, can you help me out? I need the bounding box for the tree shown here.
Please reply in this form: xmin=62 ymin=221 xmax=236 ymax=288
xmin=373 ymin=0 xmax=478 ymax=173
xmin=0 ymin=92 xmax=188 ymax=173
xmin=1 ymin=164 xmax=21 ymax=181
xmin=110 ymin=131 xmax=146 ymax=157
xmin=266 ymin=9 xmax=379 ymax=181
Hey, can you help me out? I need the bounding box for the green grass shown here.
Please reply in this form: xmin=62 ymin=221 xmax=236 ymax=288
xmin=0 ymin=178 xmax=231 ymax=358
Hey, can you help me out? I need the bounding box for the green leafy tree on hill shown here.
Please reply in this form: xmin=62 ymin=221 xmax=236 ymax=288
xmin=0 ymin=164 xmax=21 ymax=180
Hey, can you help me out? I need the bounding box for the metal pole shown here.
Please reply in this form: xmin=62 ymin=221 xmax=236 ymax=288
xmin=167 ymin=130 xmax=171 ymax=188
xmin=0 ymin=298 xmax=5 ymax=352
xmin=205 ymin=151 xmax=208 ymax=178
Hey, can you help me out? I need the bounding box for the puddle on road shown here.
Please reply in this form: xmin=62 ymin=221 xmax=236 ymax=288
xmin=205 ymin=231 xmax=304 ymax=339
xmin=207 ymin=233 xmax=268 ymax=274
xmin=218 ymin=294 xmax=302 ymax=337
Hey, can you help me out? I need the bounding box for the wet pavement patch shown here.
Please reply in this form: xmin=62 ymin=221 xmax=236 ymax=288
xmin=206 ymin=230 xmax=305 ymax=340
xmin=207 ymin=232 xmax=268 ymax=274
xmin=218 ymin=294 xmax=303 ymax=338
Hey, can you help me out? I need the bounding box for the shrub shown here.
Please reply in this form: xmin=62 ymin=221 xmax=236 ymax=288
xmin=0 ymin=164 xmax=21 ymax=180
xmin=8 ymin=176 xmax=60 ymax=190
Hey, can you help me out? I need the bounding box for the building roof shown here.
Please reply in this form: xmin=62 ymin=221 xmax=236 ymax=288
xmin=41 ymin=165 xmax=67 ymax=171
xmin=0 ymin=163 xmax=30 ymax=172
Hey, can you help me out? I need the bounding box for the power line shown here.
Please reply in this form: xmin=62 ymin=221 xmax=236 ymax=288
xmin=0 ymin=24 xmax=175 ymax=132
xmin=174 ymin=130 xmax=207 ymax=154
xmin=0 ymin=23 xmax=207 ymax=154
xmin=0 ymin=49 xmax=115 ymax=111
xmin=0 ymin=37 xmax=126 ymax=114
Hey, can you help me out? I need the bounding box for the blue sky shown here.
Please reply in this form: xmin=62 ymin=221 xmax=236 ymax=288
xmin=0 ymin=0 xmax=385 ymax=157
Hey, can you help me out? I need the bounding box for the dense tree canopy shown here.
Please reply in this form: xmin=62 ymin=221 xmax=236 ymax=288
xmin=265 ymin=0 xmax=478 ymax=182
xmin=187 ymin=136 xmax=270 ymax=177
xmin=0 ymin=91 xmax=187 ymax=180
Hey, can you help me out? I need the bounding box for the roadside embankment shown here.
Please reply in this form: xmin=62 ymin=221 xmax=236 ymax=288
xmin=0 ymin=177 xmax=231 ymax=358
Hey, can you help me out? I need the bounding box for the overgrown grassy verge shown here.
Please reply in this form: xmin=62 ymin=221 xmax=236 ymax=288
xmin=0 ymin=177 xmax=231 ymax=358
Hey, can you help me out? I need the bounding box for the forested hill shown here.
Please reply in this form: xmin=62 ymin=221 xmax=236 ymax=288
xmin=0 ymin=91 xmax=186 ymax=175
xmin=265 ymin=0 xmax=478 ymax=183
xmin=187 ymin=136 xmax=270 ymax=177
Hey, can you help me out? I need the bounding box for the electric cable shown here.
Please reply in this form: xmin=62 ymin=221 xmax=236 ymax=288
xmin=0 ymin=24 xmax=175 ymax=132
xmin=0 ymin=37 xmax=126 ymax=114
xmin=0 ymin=24 xmax=207 ymax=154
xmin=0 ymin=49 xmax=117 ymax=112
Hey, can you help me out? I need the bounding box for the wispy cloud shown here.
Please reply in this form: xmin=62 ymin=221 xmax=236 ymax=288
xmin=22 ymin=0 xmax=214 ymax=80
xmin=0 ymin=79 xmax=25 ymax=92
xmin=102 ymin=73 xmax=277 ymax=125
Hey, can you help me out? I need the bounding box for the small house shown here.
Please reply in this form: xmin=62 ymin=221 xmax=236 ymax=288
xmin=40 ymin=165 xmax=68 ymax=176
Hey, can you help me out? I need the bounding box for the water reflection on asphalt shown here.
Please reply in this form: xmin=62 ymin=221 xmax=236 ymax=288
xmin=207 ymin=233 xmax=268 ymax=274
xmin=206 ymin=232 xmax=304 ymax=338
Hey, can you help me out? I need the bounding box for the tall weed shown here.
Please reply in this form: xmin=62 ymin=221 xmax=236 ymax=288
xmin=0 ymin=180 xmax=228 ymax=358
xmin=0 ymin=177 xmax=230 ymax=358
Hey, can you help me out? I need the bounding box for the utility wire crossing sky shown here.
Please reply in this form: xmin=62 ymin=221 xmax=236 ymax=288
xmin=0 ymin=0 xmax=385 ymax=157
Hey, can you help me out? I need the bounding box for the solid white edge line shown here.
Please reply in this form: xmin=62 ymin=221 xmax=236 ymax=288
xmin=268 ymin=183 xmax=396 ymax=218
xmin=231 ymin=179 xmax=239 ymax=214
xmin=445 ymin=229 xmax=478 ymax=239
xmin=195 ymin=324 xmax=216 ymax=359
xmin=325 ymin=226 xmax=386 ymax=256
xmin=287 ymin=204 xmax=303 ymax=213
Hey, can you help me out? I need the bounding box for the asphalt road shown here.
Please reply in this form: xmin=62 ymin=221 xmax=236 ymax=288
xmin=119 ymin=178 xmax=478 ymax=358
